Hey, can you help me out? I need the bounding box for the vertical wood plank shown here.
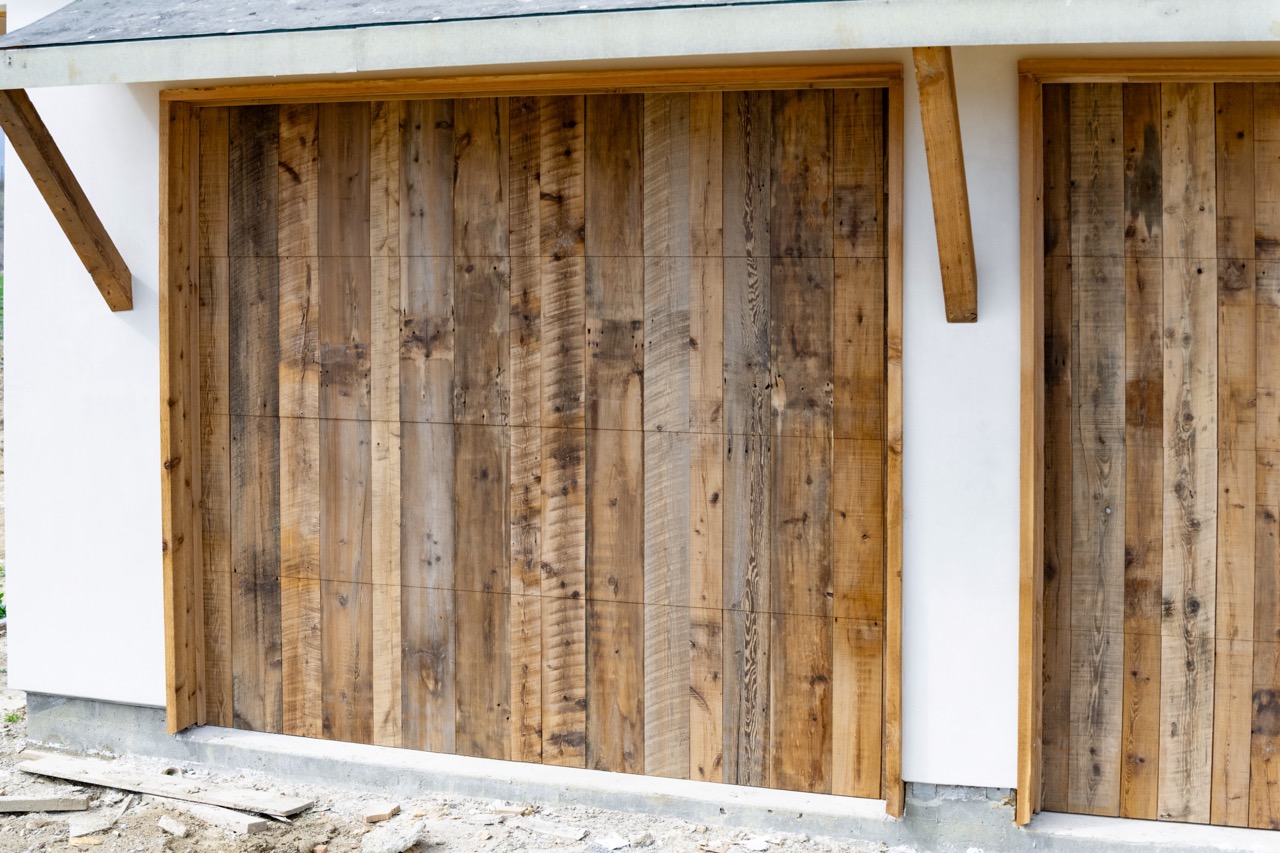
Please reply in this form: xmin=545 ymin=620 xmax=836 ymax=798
xmin=539 ymin=94 xmax=589 ymax=768
xmin=317 ymin=101 xmax=373 ymax=745
xmin=585 ymin=93 xmax=646 ymax=776
xmin=453 ymin=97 xmax=512 ymax=761
xmin=508 ymin=95 xmax=544 ymax=764
xmin=1255 ymin=84 xmax=1280 ymax=264
xmin=197 ymin=106 xmax=232 ymax=730
xmin=722 ymin=90 xmax=772 ymax=788
xmin=832 ymin=88 xmax=886 ymax=799
xmin=1119 ymin=82 xmax=1162 ymax=821
xmin=400 ymin=98 xmax=457 ymax=755
xmin=1159 ymin=82 xmax=1218 ymax=825
xmin=1067 ymin=82 xmax=1124 ymax=817
xmin=769 ymin=89 xmax=834 ymax=794
xmin=643 ymin=91 xmax=694 ymax=779
xmin=370 ymin=100 xmax=403 ymax=749
xmin=1252 ymin=262 xmax=1280 ymax=828
xmin=688 ymin=90 xmax=725 ymax=785
xmin=1212 ymin=82 xmax=1256 ymax=828
xmin=228 ymin=104 xmax=283 ymax=735
xmin=1040 ymin=82 xmax=1073 ymax=814
xmin=276 ymin=102 xmax=323 ymax=741
xmin=161 ymin=100 xmax=205 ymax=733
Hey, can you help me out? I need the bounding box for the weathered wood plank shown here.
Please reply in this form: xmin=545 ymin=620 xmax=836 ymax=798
xmin=1117 ymin=79 xmax=1163 ymax=822
xmin=911 ymin=47 xmax=978 ymax=322
xmin=644 ymin=91 xmax=694 ymax=779
xmin=228 ymin=105 xmax=282 ymax=735
xmin=832 ymin=87 xmax=886 ymax=795
xmin=1040 ymin=82 xmax=1073 ymax=813
xmin=1252 ymin=263 xmax=1280 ymax=828
xmin=1210 ymin=82 xmax=1258 ymax=828
xmin=317 ymin=102 xmax=373 ymax=745
xmin=722 ymin=89 xmax=772 ymax=788
xmin=508 ymin=95 xmax=544 ymax=764
xmin=1067 ymin=82 xmax=1124 ymax=817
xmin=197 ymin=106 xmax=232 ymax=730
xmin=538 ymin=94 xmax=588 ymax=768
xmin=1158 ymin=82 xmax=1217 ymax=824
xmin=0 ymin=89 xmax=133 ymax=309
xmin=399 ymin=98 xmax=457 ymax=755
xmin=369 ymin=100 xmax=403 ymax=749
xmin=688 ymin=89 xmax=725 ymax=786
xmin=585 ymin=93 xmax=645 ymax=776
xmin=161 ymin=101 xmax=205 ymax=733
xmin=1255 ymin=85 xmax=1280 ymax=263
xmin=1120 ymin=258 xmax=1163 ymax=821
xmin=453 ymin=97 xmax=512 ymax=761
xmin=276 ymin=102 xmax=322 ymax=741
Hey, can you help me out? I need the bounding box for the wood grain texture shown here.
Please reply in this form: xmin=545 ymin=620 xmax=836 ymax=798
xmin=276 ymin=102 xmax=322 ymax=741
xmin=197 ymin=107 xmax=232 ymax=730
xmin=228 ymin=105 xmax=283 ymax=735
xmin=643 ymin=92 xmax=694 ymax=779
xmin=688 ymin=90 xmax=726 ymax=785
xmin=769 ymin=87 xmax=835 ymax=795
xmin=1118 ymin=82 xmax=1162 ymax=822
xmin=721 ymin=89 xmax=773 ymax=789
xmin=399 ymin=98 xmax=457 ymax=755
xmin=161 ymin=100 xmax=205 ymax=733
xmin=1039 ymin=82 xmax=1073 ymax=815
xmin=585 ymin=93 xmax=645 ymax=776
xmin=1017 ymin=72 xmax=1045 ymax=826
xmin=317 ymin=102 xmax=373 ymax=745
xmin=453 ymin=97 xmax=512 ymax=761
xmin=1254 ymin=264 xmax=1280 ymax=828
xmin=911 ymin=47 xmax=977 ymax=323
xmin=1158 ymin=83 xmax=1217 ymax=825
xmin=369 ymin=100 xmax=403 ymax=748
xmin=1212 ymin=83 xmax=1257 ymax=827
xmin=538 ymin=94 xmax=589 ymax=769
xmin=1257 ymin=85 xmax=1280 ymax=264
xmin=1067 ymin=82 xmax=1124 ymax=817
xmin=508 ymin=95 xmax=544 ymax=765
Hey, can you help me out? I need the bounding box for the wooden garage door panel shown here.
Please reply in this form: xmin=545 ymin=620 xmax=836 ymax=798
xmin=1041 ymin=81 xmax=1280 ymax=829
xmin=197 ymin=89 xmax=890 ymax=798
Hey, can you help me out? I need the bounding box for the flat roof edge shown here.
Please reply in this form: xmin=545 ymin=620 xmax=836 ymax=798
xmin=1 ymin=0 xmax=1278 ymax=90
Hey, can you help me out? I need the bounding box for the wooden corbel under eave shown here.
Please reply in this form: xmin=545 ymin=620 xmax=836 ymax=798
xmin=912 ymin=46 xmax=978 ymax=323
xmin=0 ymin=88 xmax=134 ymax=311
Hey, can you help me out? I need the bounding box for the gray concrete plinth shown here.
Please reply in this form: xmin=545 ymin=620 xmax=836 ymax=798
xmin=24 ymin=693 xmax=1280 ymax=852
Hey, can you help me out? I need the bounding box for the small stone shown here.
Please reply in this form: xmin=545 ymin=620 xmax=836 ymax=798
xmin=158 ymin=816 xmax=188 ymax=838
xmin=361 ymin=818 xmax=429 ymax=853
xmin=739 ymin=839 xmax=771 ymax=852
xmin=629 ymin=831 xmax=655 ymax=848
xmin=596 ymin=832 xmax=628 ymax=850
xmin=695 ymin=825 xmax=708 ymax=833
xmin=311 ymin=845 xmax=329 ymax=853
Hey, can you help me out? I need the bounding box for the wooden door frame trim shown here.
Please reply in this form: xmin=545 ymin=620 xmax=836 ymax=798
xmin=160 ymin=67 xmax=905 ymax=813
xmin=1015 ymin=57 xmax=1280 ymax=827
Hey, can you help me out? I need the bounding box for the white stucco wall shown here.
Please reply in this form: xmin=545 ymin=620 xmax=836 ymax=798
xmin=2 ymin=0 xmax=1272 ymax=793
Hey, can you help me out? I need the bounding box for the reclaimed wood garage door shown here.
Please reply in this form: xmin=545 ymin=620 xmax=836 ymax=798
xmin=193 ymin=88 xmax=892 ymax=797
xmin=1041 ymin=82 xmax=1280 ymax=827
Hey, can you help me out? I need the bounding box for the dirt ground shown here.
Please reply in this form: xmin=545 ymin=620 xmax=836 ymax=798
xmin=0 ymin=340 xmax=880 ymax=852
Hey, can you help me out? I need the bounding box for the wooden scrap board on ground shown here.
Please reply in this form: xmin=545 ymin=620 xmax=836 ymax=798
xmin=0 ymin=794 xmax=89 ymax=812
xmin=18 ymin=756 xmax=313 ymax=818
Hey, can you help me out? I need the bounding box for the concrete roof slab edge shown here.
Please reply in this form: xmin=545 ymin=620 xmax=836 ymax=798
xmin=1 ymin=0 xmax=1279 ymax=89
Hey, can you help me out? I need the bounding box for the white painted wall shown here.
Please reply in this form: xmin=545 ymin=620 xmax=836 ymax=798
xmin=5 ymin=0 xmax=166 ymax=707
xmin=2 ymin=0 xmax=1273 ymax=793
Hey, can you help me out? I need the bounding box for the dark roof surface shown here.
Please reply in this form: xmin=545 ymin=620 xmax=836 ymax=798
xmin=0 ymin=0 xmax=834 ymax=48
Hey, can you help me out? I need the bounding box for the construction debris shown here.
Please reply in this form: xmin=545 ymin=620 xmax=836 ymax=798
xmin=175 ymin=800 xmax=274 ymax=835
xmin=157 ymin=815 xmax=188 ymax=837
xmin=68 ymin=794 xmax=132 ymax=838
xmin=361 ymin=801 xmax=401 ymax=823
xmin=0 ymin=793 xmax=89 ymax=812
xmin=360 ymin=818 xmax=429 ymax=853
xmin=19 ymin=755 xmax=313 ymax=817
xmin=510 ymin=814 xmax=588 ymax=841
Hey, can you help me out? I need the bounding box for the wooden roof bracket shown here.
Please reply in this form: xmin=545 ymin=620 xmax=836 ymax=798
xmin=0 ymin=88 xmax=133 ymax=311
xmin=912 ymin=46 xmax=978 ymax=323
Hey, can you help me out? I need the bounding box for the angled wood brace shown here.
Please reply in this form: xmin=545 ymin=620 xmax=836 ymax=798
xmin=913 ymin=47 xmax=978 ymax=323
xmin=0 ymin=88 xmax=134 ymax=311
